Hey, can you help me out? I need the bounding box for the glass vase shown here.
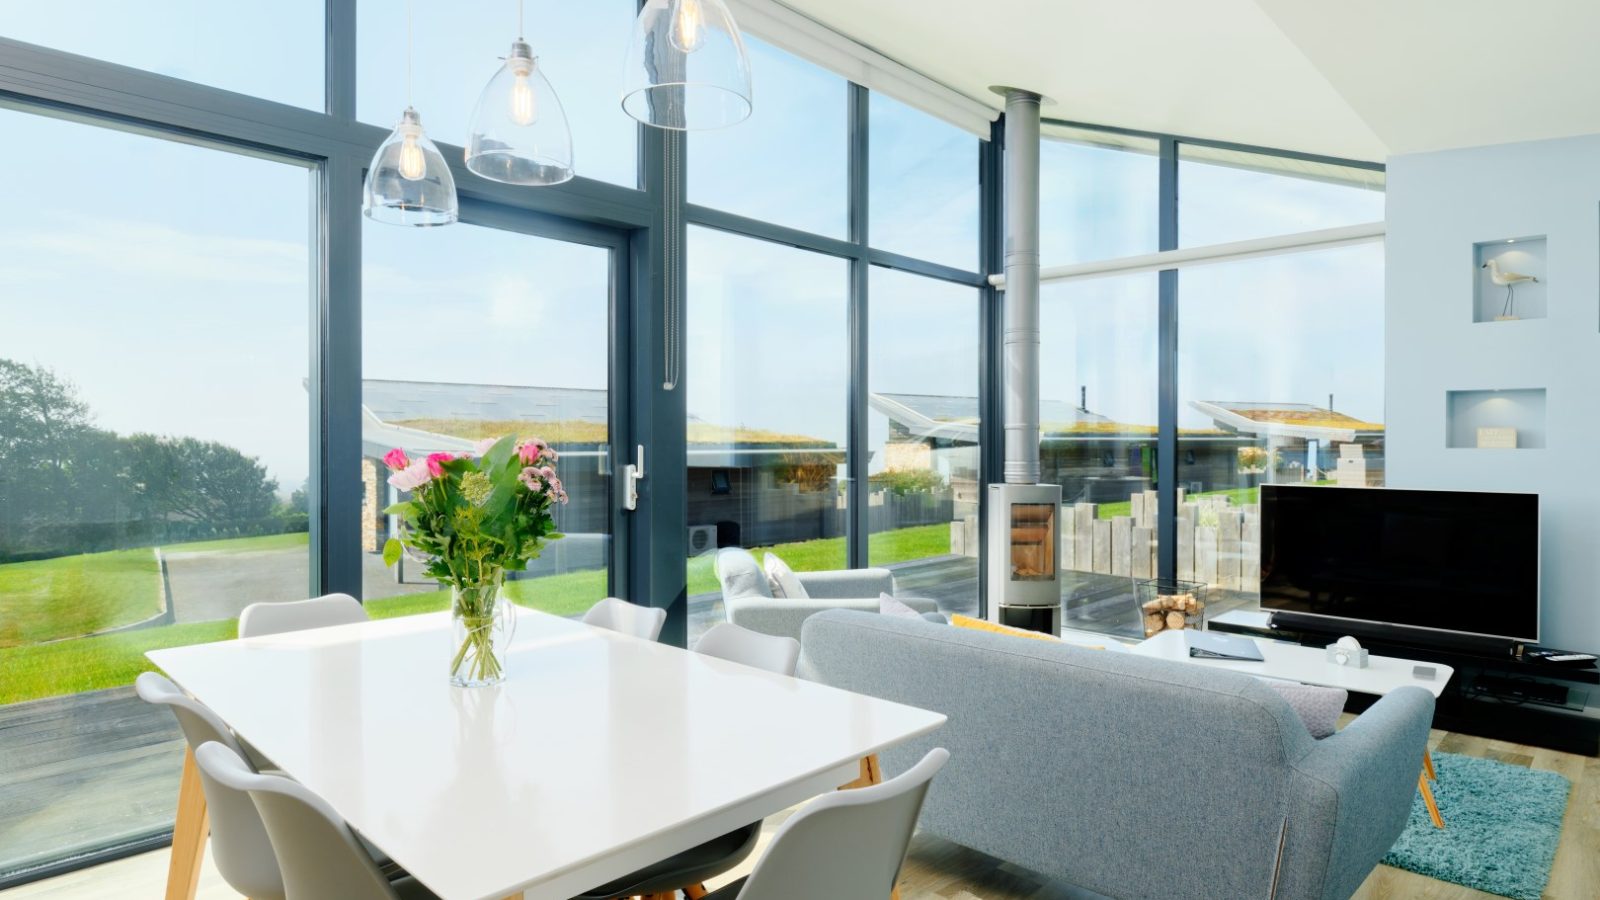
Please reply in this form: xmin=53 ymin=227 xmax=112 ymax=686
xmin=449 ymin=572 xmax=515 ymax=688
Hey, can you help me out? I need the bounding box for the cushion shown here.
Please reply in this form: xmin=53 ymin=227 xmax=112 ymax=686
xmin=879 ymin=593 xmax=925 ymax=620
xmin=763 ymin=553 xmax=808 ymax=600
xmin=715 ymin=549 xmax=772 ymax=600
xmin=950 ymin=614 xmax=1061 ymax=642
xmin=1261 ymin=680 xmax=1348 ymax=739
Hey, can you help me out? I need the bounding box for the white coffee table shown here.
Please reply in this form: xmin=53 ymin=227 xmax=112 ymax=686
xmin=1130 ymin=627 xmax=1454 ymax=828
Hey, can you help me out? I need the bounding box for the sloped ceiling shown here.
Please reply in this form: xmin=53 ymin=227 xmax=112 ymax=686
xmin=779 ymin=0 xmax=1600 ymax=161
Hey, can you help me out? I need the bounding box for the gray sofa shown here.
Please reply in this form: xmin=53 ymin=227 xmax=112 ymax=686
xmin=714 ymin=547 xmax=939 ymax=641
xmin=799 ymin=610 xmax=1435 ymax=900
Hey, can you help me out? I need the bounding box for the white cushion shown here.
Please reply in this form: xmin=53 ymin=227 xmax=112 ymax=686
xmin=763 ymin=553 xmax=808 ymax=600
xmin=878 ymin=593 xmax=925 ymax=620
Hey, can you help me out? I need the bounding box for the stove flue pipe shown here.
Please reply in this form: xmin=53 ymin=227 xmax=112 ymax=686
xmin=1002 ymin=88 xmax=1042 ymax=485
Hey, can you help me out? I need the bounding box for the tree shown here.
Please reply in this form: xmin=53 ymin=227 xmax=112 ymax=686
xmin=122 ymin=434 xmax=279 ymax=529
xmin=287 ymin=479 xmax=310 ymax=515
xmin=0 ymin=359 xmax=97 ymax=526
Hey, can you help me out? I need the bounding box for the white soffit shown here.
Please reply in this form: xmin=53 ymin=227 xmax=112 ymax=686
xmin=1253 ymin=0 xmax=1600 ymax=156
xmin=775 ymin=0 xmax=1388 ymax=161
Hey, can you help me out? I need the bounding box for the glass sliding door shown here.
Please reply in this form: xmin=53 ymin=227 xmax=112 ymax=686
xmin=866 ymin=267 xmax=980 ymax=616
xmin=0 ymin=108 xmax=313 ymax=881
xmin=684 ymin=227 xmax=850 ymax=644
xmin=360 ymin=212 xmax=621 ymax=622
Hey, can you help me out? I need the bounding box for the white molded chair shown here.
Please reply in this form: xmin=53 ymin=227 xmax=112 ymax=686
xmin=239 ymin=592 xmax=367 ymax=638
xmin=582 ymin=597 xmax=667 ymax=641
xmin=704 ymin=748 xmax=949 ymax=900
xmin=135 ymin=673 xmax=286 ymax=900
xmin=695 ymin=622 xmax=801 ymax=677
xmin=196 ymin=742 xmax=439 ymax=900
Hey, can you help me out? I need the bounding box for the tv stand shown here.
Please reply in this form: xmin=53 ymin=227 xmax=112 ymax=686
xmin=1210 ymin=611 xmax=1600 ymax=756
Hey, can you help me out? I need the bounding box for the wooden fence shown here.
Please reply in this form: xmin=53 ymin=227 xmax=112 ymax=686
xmin=950 ymin=488 xmax=1263 ymax=592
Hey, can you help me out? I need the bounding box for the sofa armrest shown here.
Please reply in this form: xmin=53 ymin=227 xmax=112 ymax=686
xmin=725 ymin=593 xmax=936 ymax=642
xmin=795 ymin=567 xmax=895 ymax=599
xmin=1278 ymin=686 xmax=1435 ymax=900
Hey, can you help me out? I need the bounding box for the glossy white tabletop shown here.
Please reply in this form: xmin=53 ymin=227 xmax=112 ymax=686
xmin=1130 ymin=628 xmax=1453 ymax=699
xmin=148 ymin=611 xmax=945 ymax=900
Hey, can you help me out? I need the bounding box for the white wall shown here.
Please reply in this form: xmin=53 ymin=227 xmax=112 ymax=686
xmin=1386 ymin=133 xmax=1600 ymax=653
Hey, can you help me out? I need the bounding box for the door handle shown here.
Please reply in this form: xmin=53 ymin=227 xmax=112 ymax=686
xmin=622 ymin=444 xmax=645 ymax=512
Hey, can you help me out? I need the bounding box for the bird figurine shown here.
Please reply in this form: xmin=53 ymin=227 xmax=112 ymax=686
xmin=1482 ymin=258 xmax=1539 ymax=319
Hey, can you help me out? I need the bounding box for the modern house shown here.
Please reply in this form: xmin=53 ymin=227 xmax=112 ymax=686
xmin=2 ymin=3 xmax=1596 ymax=899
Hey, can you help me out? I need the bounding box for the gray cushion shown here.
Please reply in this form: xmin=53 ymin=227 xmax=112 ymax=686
xmin=1262 ymin=680 xmax=1348 ymax=739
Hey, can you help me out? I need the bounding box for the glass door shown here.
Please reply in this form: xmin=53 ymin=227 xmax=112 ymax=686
xmin=361 ymin=201 xmax=628 ymax=618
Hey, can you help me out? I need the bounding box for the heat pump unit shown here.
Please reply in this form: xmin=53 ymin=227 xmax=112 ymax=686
xmin=687 ymin=524 xmax=719 ymax=557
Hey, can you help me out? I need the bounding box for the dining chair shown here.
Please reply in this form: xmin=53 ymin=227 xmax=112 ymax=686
xmin=700 ymin=747 xmax=950 ymax=900
xmin=694 ymin=623 xmax=801 ymax=677
xmin=195 ymin=741 xmax=441 ymax=900
xmin=135 ymin=673 xmax=286 ymax=900
xmin=581 ymin=596 xmax=667 ymax=641
xmin=238 ymin=592 xmax=368 ymax=638
xmin=575 ymin=625 xmax=803 ymax=900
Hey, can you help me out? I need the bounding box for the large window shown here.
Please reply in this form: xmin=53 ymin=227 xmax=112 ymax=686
xmin=1040 ymin=275 xmax=1159 ymax=637
xmin=0 ymin=1 xmax=324 ymax=109
xmin=685 ymin=227 xmax=849 ymax=642
xmin=689 ymin=37 xmax=848 ymax=237
xmin=1178 ymin=144 xmax=1385 ymax=246
xmin=1041 ymin=128 xmax=1160 ymax=265
xmin=360 ymin=217 xmax=617 ymax=620
xmin=869 ymin=94 xmax=979 ymax=268
xmin=867 ymin=267 xmax=980 ymax=615
xmin=0 ymin=109 xmax=312 ymax=881
xmin=357 ymin=0 xmax=638 ymax=187
xmin=1176 ymin=243 xmax=1386 ymax=611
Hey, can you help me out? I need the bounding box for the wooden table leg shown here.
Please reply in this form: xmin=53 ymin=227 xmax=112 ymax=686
xmin=839 ymin=755 xmax=900 ymax=900
xmin=1417 ymin=771 xmax=1445 ymax=829
xmin=164 ymin=747 xmax=210 ymax=900
xmin=684 ymin=886 xmax=709 ymax=899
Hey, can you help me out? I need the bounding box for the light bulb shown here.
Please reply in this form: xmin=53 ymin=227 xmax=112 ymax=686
xmin=510 ymin=66 xmax=538 ymax=126
xmin=398 ymin=133 xmax=427 ymax=181
xmin=668 ymin=0 xmax=705 ymax=53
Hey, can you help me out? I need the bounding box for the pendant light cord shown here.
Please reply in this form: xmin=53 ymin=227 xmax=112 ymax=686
xmin=518 ymin=0 xmax=525 ymax=40
xmin=405 ymin=0 xmax=414 ymax=107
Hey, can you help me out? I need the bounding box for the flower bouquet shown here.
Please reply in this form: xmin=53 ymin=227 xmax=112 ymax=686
xmin=381 ymin=435 xmax=567 ymax=687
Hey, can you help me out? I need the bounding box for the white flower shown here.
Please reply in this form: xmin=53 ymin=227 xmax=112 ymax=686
xmin=473 ymin=437 xmax=499 ymax=457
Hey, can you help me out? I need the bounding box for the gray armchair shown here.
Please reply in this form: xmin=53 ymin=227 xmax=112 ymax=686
xmin=714 ymin=547 xmax=938 ymax=641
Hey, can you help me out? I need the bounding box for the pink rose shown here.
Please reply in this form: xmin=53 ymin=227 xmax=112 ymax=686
xmin=388 ymin=459 xmax=432 ymax=491
xmin=425 ymin=452 xmax=453 ymax=478
xmin=473 ymin=437 xmax=498 ymax=457
xmin=516 ymin=440 xmax=545 ymax=465
xmin=383 ymin=448 xmax=410 ymax=470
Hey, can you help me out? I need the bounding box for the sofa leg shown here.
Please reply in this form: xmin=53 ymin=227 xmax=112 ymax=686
xmin=1422 ymin=749 xmax=1436 ymax=781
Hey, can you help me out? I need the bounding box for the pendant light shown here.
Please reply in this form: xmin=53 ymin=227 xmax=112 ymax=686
xmin=466 ymin=0 xmax=574 ymax=185
xmin=364 ymin=0 xmax=458 ymax=226
xmin=621 ymin=0 xmax=752 ymax=131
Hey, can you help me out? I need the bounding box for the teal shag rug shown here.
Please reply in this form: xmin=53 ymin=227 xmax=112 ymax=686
xmin=1381 ymin=751 xmax=1571 ymax=900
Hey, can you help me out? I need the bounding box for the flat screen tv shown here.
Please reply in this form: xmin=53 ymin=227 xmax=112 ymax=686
xmin=1259 ymin=486 xmax=1539 ymax=644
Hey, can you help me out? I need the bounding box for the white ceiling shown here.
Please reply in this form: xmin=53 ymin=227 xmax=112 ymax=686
xmin=778 ymin=0 xmax=1600 ymax=162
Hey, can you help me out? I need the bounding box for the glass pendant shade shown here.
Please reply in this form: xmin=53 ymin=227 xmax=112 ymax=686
xmin=466 ymin=40 xmax=575 ymax=185
xmin=621 ymin=0 xmax=752 ymax=130
xmin=364 ymin=107 xmax=458 ymax=226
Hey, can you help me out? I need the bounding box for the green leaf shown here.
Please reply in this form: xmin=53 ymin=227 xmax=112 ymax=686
xmin=483 ymin=434 xmax=518 ymax=473
xmin=382 ymin=538 xmax=403 ymax=567
xmin=382 ymin=500 xmax=416 ymax=517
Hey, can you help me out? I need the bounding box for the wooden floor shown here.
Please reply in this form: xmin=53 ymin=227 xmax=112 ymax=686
xmin=5 ymin=723 xmax=1595 ymax=900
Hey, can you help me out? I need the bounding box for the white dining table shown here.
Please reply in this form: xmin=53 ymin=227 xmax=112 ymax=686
xmin=147 ymin=609 xmax=946 ymax=900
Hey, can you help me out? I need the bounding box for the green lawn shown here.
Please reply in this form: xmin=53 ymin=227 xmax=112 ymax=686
xmin=0 ymin=524 xmax=955 ymax=706
xmin=160 ymin=532 xmax=310 ymax=554
xmin=0 ymin=549 xmax=162 ymax=649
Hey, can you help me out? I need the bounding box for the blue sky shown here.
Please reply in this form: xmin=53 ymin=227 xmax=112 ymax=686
xmin=0 ymin=2 xmax=1386 ymax=494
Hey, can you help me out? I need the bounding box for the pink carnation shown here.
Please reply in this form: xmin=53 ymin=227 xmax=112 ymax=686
xmin=382 ymin=448 xmax=410 ymax=470
xmin=388 ymin=459 xmax=432 ymax=492
xmin=425 ymin=452 xmax=454 ymax=478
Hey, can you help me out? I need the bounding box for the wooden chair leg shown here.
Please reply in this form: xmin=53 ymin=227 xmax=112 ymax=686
xmin=839 ymin=755 xmax=900 ymax=900
xmin=685 ymin=885 xmax=709 ymax=899
xmin=1417 ymin=771 xmax=1445 ymax=829
xmin=1422 ymin=749 xmax=1436 ymax=781
xmin=164 ymin=747 xmax=210 ymax=900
